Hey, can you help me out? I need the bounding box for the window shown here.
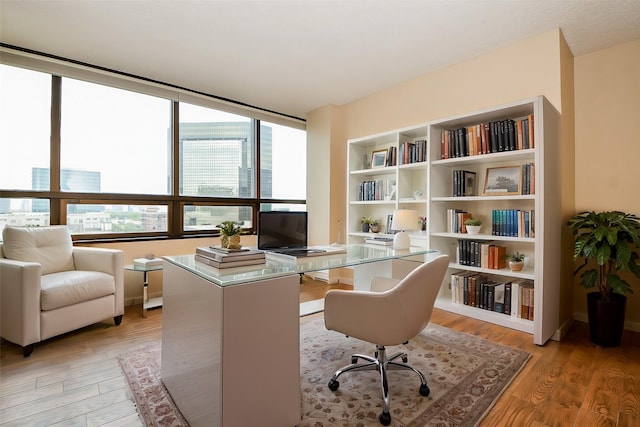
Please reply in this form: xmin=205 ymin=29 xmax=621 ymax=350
xmin=183 ymin=204 xmax=253 ymax=232
xmin=66 ymin=203 xmax=168 ymax=235
xmin=0 ymin=65 xmax=51 ymax=191
xmin=179 ymin=103 xmax=254 ymax=198
xmin=60 ymin=78 xmax=172 ymax=195
xmin=260 ymin=121 xmax=306 ymax=199
xmin=0 ymin=59 xmax=306 ymax=241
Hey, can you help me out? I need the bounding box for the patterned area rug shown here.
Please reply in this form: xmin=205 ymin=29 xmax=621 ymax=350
xmin=118 ymin=318 xmax=530 ymax=427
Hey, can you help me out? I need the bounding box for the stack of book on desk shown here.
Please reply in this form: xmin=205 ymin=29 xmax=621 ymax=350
xmin=133 ymin=257 xmax=163 ymax=268
xmin=364 ymin=236 xmax=394 ymax=246
xmin=195 ymin=246 xmax=266 ymax=269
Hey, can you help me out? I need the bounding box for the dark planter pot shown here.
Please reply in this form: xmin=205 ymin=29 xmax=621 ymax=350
xmin=361 ymin=223 xmax=370 ymax=232
xmin=586 ymin=291 xmax=627 ymax=347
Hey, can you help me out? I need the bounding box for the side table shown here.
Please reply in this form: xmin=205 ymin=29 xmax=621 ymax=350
xmin=125 ymin=263 xmax=164 ymax=317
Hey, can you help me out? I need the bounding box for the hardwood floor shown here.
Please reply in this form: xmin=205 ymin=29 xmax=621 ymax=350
xmin=1 ymin=278 xmax=639 ymax=426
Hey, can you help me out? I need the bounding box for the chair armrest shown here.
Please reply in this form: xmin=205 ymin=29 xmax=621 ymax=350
xmin=324 ymin=289 xmax=409 ymax=346
xmin=73 ymin=248 xmax=124 ymax=315
xmin=73 ymin=247 xmax=123 ymax=274
xmin=0 ymin=258 xmax=42 ymax=346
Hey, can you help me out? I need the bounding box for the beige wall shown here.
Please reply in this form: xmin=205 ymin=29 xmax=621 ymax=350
xmin=574 ymin=38 xmax=640 ymax=325
xmin=307 ymin=28 xmax=575 ymax=329
xmin=340 ymin=29 xmax=564 ymax=140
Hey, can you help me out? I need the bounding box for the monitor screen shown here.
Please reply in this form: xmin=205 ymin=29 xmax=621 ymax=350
xmin=258 ymin=211 xmax=308 ymax=250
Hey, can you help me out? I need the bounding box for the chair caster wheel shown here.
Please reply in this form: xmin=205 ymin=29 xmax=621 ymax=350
xmin=379 ymin=411 xmax=391 ymax=426
xmin=402 ymin=355 xmax=408 ymax=363
xmin=351 ymin=356 xmax=358 ymax=364
xmin=420 ymin=383 xmax=430 ymax=396
xmin=328 ymin=378 xmax=340 ymax=391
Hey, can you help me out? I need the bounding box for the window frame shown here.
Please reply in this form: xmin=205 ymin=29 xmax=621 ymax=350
xmin=0 ymin=51 xmax=306 ymax=242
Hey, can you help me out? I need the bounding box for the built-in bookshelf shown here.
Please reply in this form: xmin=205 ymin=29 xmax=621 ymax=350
xmin=346 ymin=124 xmax=428 ymax=244
xmin=346 ymin=96 xmax=561 ymax=345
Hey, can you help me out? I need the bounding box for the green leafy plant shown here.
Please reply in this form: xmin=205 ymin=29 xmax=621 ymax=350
xmin=568 ymin=211 xmax=640 ymax=300
xmin=217 ymin=220 xmax=242 ymax=236
xmin=361 ymin=217 xmax=372 ymax=224
xmin=464 ymin=217 xmax=482 ymax=226
xmin=507 ymin=251 xmax=525 ymax=262
xmin=369 ymin=218 xmax=379 ymax=226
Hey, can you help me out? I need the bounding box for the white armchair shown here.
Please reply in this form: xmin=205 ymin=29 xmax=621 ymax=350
xmin=324 ymin=254 xmax=449 ymax=426
xmin=0 ymin=226 xmax=124 ymax=357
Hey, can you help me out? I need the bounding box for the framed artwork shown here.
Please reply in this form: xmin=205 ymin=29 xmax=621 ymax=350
xmin=371 ymin=149 xmax=388 ymax=168
xmin=483 ymin=165 xmax=522 ymax=195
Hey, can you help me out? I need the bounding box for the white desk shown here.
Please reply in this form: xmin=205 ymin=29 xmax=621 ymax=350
xmin=161 ymin=245 xmax=438 ymax=427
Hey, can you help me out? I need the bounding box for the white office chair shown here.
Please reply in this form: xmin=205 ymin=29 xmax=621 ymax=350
xmin=324 ymin=254 xmax=449 ymax=426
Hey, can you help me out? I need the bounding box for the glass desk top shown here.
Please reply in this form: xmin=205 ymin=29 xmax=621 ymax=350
xmin=163 ymin=245 xmax=438 ymax=287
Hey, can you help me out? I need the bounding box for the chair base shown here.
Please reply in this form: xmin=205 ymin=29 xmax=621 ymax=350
xmin=327 ymin=345 xmax=430 ymax=426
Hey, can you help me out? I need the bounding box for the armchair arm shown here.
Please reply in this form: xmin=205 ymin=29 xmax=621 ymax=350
xmin=324 ymin=289 xmax=410 ymax=346
xmin=0 ymin=258 xmax=42 ymax=346
xmin=73 ymin=247 xmax=124 ymax=315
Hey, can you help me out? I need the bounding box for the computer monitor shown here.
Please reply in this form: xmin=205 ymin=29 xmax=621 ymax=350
xmin=258 ymin=211 xmax=308 ymax=250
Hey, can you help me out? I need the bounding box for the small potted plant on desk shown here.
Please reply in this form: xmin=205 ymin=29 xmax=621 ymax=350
xmin=464 ymin=217 xmax=482 ymax=234
xmin=361 ymin=217 xmax=372 ymax=233
xmin=568 ymin=210 xmax=640 ymax=347
xmin=507 ymin=251 xmax=525 ymax=271
xmin=218 ymin=220 xmax=242 ymax=250
xmin=369 ymin=219 xmax=380 ymax=233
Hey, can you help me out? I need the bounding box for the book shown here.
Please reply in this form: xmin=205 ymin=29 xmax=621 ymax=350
xmin=194 ymin=253 xmax=266 ymax=269
xmin=196 ymin=246 xmax=265 ymax=263
xmin=133 ymin=257 xmax=163 ymax=268
xmin=365 ymin=237 xmax=394 ymax=246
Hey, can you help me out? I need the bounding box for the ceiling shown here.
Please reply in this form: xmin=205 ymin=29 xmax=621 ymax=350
xmin=1 ymin=0 xmax=640 ymax=120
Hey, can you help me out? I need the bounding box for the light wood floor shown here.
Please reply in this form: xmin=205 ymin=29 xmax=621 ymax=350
xmin=1 ymin=278 xmax=639 ymax=426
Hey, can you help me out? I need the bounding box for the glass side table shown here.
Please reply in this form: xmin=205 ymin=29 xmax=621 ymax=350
xmin=125 ymin=263 xmax=163 ymax=317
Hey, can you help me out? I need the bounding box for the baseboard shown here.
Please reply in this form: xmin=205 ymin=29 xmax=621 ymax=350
xmin=573 ymin=311 xmax=640 ymax=333
xmin=552 ymin=317 xmax=574 ymax=341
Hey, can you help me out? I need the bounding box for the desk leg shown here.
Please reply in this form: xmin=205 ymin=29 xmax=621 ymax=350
xmin=142 ymin=271 xmax=149 ymax=318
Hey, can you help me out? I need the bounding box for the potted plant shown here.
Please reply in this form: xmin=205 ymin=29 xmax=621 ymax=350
xmin=361 ymin=217 xmax=372 ymax=233
xmin=567 ymin=211 xmax=640 ymax=347
xmin=369 ymin=219 xmax=380 ymax=233
xmin=464 ymin=217 xmax=482 ymax=234
xmin=218 ymin=220 xmax=242 ymax=250
xmin=507 ymin=251 xmax=525 ymax=271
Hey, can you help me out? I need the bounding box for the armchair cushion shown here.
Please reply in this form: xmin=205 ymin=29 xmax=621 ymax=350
xmin=2 ymin=226 xmax=75 ymax=275
xmin=41 ymin=271 xmax=115 ymax=311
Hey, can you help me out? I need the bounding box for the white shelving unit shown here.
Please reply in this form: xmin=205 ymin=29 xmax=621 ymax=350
xmin=347 ymin=124 xmax=428 ymax=244
xmin=346 ymin=96 xmax=561 ymax=345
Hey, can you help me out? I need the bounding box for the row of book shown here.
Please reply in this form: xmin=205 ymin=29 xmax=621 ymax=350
xmin=399 ymin=139 xmax=427 ymax=165
xmin=452 ymin=170 xmax=477 ymax=197
xmin=446 ymin=209 xmax=474 ymax=234
xmin=195 ymin=246 xmax=266 ymax=269
xmin=451 ymin=272 xmax=535 ymax=320
xmin=440 ymin=115 xmax=535 ymax=159
xmin=491 ymin=209 xmax=535 ymax=238
xmin=456 ymin=240 xmax=509 ymax=270
xmin=357 ymin=179 xmax=396 ymax=201
xmin=521 ymin=163 xmax=535 ymax=195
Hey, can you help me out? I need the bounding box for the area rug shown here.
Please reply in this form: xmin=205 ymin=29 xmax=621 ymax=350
xmin=118 ymin=318 xmax=530 ymax=427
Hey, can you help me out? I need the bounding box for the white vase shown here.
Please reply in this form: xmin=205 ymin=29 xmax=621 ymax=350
xmin=466 ymin=225 xmax=481 ymax=234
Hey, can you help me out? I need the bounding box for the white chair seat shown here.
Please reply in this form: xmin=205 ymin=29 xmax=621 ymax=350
xmin=41 ymin=271 xmax=115 ymax=311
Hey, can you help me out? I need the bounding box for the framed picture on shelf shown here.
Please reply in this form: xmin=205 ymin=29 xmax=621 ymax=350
xmin=371 ymin=149 xmax=388 ymax=168
xmin=483 ymin=165 xmax=522 ymax=195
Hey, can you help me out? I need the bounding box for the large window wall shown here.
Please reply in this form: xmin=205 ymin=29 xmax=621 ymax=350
xmin=0 ymin=62 xmax=306 ymax=241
